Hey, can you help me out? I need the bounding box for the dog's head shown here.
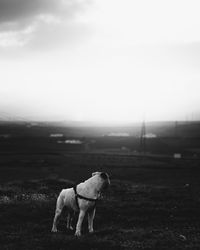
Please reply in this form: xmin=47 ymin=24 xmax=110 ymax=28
xmin=92 ymin=172 xmax=110 ymax=190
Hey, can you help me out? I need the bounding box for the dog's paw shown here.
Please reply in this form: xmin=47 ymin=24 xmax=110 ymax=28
xmin=89 ymin=229 xmax=94 ymax=233
xmin=75 ymin=231 xmax=81 ymax=237
xmin=67 ymin=225 xmax=74 ymax=231
xmin=51 ymin=228 xmax=58 ymax=233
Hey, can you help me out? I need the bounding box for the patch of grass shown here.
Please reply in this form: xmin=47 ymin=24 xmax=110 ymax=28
xmin=0 ymin=178 xmax=200 ymax=249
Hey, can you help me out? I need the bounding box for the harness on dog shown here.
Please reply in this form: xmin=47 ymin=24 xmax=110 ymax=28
xmin=73 ymin=185 xmax=98 ymax=210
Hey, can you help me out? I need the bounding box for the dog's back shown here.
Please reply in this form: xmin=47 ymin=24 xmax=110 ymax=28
xmin=57 ymin=188 xmax=78 ymax=212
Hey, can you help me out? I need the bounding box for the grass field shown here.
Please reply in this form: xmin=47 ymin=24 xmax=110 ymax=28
xmin=1 ymin=122 xmax=200 ymax=249
xmin=1 ymin=154 xmax=200 ymax=250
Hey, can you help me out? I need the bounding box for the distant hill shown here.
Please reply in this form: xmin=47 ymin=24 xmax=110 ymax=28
xmin=0 ymin=120 xmax=200 ymax=138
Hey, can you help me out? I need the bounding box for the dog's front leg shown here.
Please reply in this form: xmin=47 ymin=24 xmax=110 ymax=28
xmin=75 ymin=210 xmax=86 ymax=237
xmin=88 ymin=208 xmax=96 ymax=233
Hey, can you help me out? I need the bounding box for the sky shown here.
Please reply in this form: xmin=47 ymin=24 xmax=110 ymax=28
xmin=0 ymin=0 xmax=200 ymax=123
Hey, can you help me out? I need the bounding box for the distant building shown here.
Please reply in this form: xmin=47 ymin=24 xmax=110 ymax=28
xmin=143 ymin=133 xmax=157 ymax=138
xmin=27 ymin=122 xmax=38 ymax=127
xmin=174 ymin=153 xmax=182 ymax=159
xmin=64 ymin=140 xmax=82 ymax=144
xmin=50 ymin=134 xmax=64 ymax=138
xmin=57 ymin=139 xmax=82 ymax=144
xmin=121 ymin=146 xmax=130 ymax=152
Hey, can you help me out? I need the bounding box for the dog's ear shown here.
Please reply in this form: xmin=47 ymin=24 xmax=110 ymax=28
xmin=92 ymin=172 xmax=100 ymax=176
xmin=100 ymin=172 xmax=108 ymax=180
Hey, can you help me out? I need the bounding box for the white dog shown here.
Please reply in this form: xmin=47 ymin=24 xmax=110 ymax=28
xmin=51 ymin=172 xmax=110 ymax=236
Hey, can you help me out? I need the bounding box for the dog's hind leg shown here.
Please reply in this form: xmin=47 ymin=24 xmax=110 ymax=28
xmin=51 ymin=194 xmax=64 ymax=232
xmin=66 ymin=211 xmax=74 ymax=230
xmin=88 ymin=208 xmax=96 ymax=233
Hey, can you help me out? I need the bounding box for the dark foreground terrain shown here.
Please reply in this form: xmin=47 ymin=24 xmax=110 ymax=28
xmin=1 ymin=157 xmax=200 ymax=250
xmin=1 ymin=122 xmax=200 ymax=249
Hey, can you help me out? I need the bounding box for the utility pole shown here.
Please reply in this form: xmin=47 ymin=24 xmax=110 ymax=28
xmin=174 ymin=120 xmax=178 ymax=138
xmin=140 ymin=120 xmax=146 ymax=155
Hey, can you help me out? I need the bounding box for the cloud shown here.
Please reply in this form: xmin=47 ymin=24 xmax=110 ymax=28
xmin=0 ymin=0 xmax=91 ymax=25
xmin=0 ymin=0 xmax=92 ymax=50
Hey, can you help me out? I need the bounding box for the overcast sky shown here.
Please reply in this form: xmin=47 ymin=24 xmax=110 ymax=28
xmin=0 ymin=0 xmax=200 ymax=123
